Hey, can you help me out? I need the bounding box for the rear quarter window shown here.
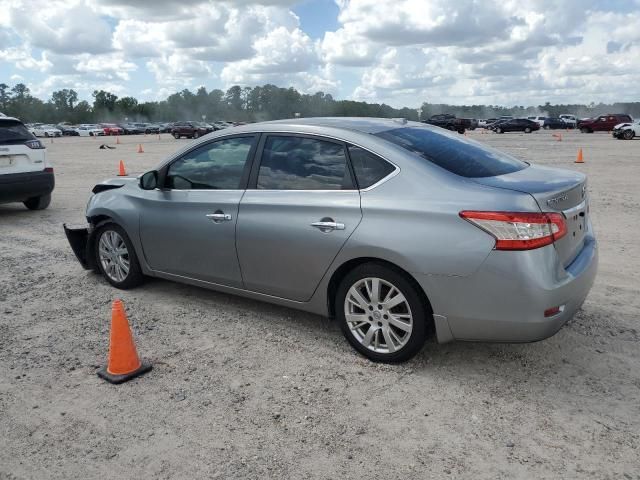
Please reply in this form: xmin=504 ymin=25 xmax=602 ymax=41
xmin=375 ymin=127 xmax=527 ymax=178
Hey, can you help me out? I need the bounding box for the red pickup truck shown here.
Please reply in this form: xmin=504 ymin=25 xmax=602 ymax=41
xmin=578 ymin=114 xmax=632 ymax=133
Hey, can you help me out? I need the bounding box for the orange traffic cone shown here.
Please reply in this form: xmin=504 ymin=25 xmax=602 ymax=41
xmin=552 ymin=133 xmax=562 ymax=142
xmin=137 ymin=144 xmax=144 ymax=154
xmin=575 ymin=148 xmax=584 ymax=164
xmin=97 ymin=299 xmax=152 ymax=384
xmin=118 ymin=160 xmax=127 ymax=176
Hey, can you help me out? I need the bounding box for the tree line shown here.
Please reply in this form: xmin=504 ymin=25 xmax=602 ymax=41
xmin=1 ymin=82 xmax=638 ymax=124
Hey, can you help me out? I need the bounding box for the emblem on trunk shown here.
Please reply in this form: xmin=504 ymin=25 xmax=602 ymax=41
xmin=547 ymin=194 xmax=569 ymax=207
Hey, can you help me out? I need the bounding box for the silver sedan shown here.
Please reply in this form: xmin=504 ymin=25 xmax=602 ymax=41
xmin=64 ymin=118 xmax=598 ymax=362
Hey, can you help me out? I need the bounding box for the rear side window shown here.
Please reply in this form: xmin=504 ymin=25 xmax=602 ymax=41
xmin=166 ymin=136 xmax=254 ymax=189
xmin=257 ymin=136 xmax=353 ymax=190
xmin=348 ymin=146 xmax=395 ymax=188
xmin=0 ymin=120 xmax=34 ymax=145
xmin=375 ymin=127 xmax=527 ymax=178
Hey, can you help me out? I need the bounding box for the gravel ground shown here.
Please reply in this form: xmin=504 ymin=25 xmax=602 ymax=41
xmin=1 ymin=130 xmax=639 ymax=479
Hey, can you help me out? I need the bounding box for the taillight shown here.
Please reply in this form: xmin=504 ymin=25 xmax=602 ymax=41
xmin=25 ymin=139 xmax=45 ymax=149
xmin=44 ymin=167 xmax=54 ymax=173
xmin=459 ymin=211 xmax=567 ymax=251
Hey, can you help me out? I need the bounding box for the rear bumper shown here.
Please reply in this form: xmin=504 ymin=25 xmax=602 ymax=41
xmin=417 ymin=234 xmax=598 ymax=343
xmin=0 ymin=170 xmax=55 ymax=204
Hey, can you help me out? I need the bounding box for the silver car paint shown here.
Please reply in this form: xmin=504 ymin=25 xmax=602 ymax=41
xmin=86 ymin=118 xmax=597 ymax=343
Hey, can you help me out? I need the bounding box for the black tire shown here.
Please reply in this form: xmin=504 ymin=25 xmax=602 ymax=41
xmin=173 ymin=132 xmax=180 ymax=139
xmin=623 ymin=130 xmax=635 ymax=140
xmin=580 ymin=127 xmax=591 ymax=133
xmin=335 ymin=262 xmax=429 ymax=363
xmin=543 ymin=125 xmax=550 ymax=130
xmin=93 ymin=223 xmax=144 ymax=289
xmin=23 ymin=193 xmax=51 ymax=210
xmin=496 ymin=127 xmax=503 ymax=134
xmin=525 ymin=127 xmax=532 ymax=133
xmin=193 ymin=131 xmax=200 ymax=139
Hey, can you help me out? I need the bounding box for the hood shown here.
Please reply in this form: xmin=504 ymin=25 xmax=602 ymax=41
xmin=613 ymin=122 xmax=631 ymax=130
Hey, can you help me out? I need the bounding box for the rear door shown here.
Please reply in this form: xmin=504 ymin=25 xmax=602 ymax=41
xmin=138 ymin=135 xmax=257 ymax=287
xmin=236 ymin=134 xmax=362 ymax=301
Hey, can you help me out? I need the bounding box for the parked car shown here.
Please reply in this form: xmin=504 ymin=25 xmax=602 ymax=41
xmin=542 ymin=117 xmax=567 ymax=130
xmin=0 ymin=116 xmax=54 ymax=210
xmin=578 ymin=114 xmax=633 ymax=133
xmin=528 ymin=116 xmax=547 ymax=127
xmin=559 ymin=114 xmax=577 ymax=128
xmin=74 ymin=125 xmax=105 ymax=137
xmin=483 ymin=118 xmax=499 ymax=127
xmin=212 ymin=121 xmax=231 ymax=130
xmin=423 ymin=114 xmax=469 ymax=134
xmin=170 ymin=121 xmax=209 ymax=139
xmin=612 ymin=119 xmax=640 ymax=140
xmin=101 ymin=123 xmax=124 ymax=136
xmin=491 ymin=118 xmax=540 ymax=133
xmin=158 ymin=123 xmax=174 ymax=133
xmin=56 ymin=124 xmax=79 ymax=136
xmin=118 ymin=123 xmax=144 ymax=135
xmin=64 ymin=117 xmax=597 ymax=363
xmin=134 ymin=123 xmax=160 ymax=134
xmin=29 ymin=124 xmax=62 ymax=138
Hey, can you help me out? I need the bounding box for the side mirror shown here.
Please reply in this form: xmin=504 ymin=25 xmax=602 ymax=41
xmin=140 ymin=170 xmax=158 ymax=190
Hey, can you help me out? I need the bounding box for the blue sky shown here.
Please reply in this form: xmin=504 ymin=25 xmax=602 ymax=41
xmin=1 ymin=0 xmax=639 ymax=107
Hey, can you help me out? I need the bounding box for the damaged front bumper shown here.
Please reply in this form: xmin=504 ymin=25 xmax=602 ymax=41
xmin=63 ymin=224 xmax=95 ymax=270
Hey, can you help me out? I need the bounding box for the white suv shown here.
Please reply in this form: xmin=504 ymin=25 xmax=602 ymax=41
xmin=0 ymin=115 xmax=54 ymax=210
xmin=559 ymin=114 xmax=577 ymax=128
xmin=612 ymin=119 xmax=639 ymax=140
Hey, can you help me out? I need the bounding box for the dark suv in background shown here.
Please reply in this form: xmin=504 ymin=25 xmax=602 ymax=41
xmin=171 ymin=121 xmax=210 ymax=139
xmin=578 ymin=114 xmax=633 ymax=133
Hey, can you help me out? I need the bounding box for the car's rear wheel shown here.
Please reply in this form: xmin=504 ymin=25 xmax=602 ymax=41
xmin=525 ymin=127 xmax=532 ymax=133
xmin=336 ymin=263 xmax=429 ymax=363
xmin=23 ymin=193 xmax=51 ymax=210
xmin=94 ymin=223 xmax=144 ymax=289
xmin=623 ymin=129 xmax=635 ymax=140
xmin=543 ymin=125 xmax=550 ymax=130
xmin=496 ymin=127 xmax=503 ymax=133
xmin=580 ymin=127 xmax=591 ymax=133
xmin=173 ymin=132 xmax=180 ymax=139
xmin=194 ymin=131 xmax=200 ymax=139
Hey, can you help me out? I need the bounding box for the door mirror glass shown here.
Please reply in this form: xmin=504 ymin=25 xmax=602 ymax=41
xmin=140 ymin=170 xmax=158 ymax=190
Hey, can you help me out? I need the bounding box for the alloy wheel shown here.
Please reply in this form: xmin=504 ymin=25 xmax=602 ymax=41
xmin=98 ymin=230 xmax=130 ymax=283
xmin=344 ymin=277 xmax=413 ymax=354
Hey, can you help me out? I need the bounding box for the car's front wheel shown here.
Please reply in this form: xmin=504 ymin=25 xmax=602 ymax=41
xmin=173 ymin=132 xmax=180 ymax=139
xmin=496 ymin=127 xmax=503 ymax=133
xmin=94 ymin=223 xmax=144 ymax=289
xmin=525 ymin=127 xmax=532 ymax=133
xmin=193 ymin=131 xmax=200 ymax=139
xmin=623 ymin=129 xmax=635 ymax=140
xmin=336 ymin=263 xmax=429 ymax=363
xmin=24 ymin=193 xmax=51 ymax=210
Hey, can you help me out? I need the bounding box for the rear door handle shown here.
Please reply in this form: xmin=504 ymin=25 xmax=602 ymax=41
xmin=206 ymin=213 xmax=232 ymax=222
xmin=311 ymin=221 xmax=345 ymax=232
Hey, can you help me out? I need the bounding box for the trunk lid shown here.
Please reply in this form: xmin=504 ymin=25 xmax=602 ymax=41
xmin=472 ymin=164 xmax=589 ymax=267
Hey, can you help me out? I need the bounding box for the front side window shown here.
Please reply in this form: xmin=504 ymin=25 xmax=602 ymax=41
xmin=348 ymin=146 xmax=395 ymax=189
xmin=257 ymin=136 xmax=352 ymax=190
xmin=166 ymin=136 xmax=254 ymax=190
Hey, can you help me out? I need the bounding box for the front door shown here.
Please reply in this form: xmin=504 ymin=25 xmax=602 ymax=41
xmin=138 ymin=135 xmax=257 ymax=287
xmin=236 ymin=134 xmax=362 ymax=302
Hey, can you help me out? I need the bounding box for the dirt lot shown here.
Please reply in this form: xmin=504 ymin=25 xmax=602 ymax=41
xmin=1 ymin=130 xmax=639 ymax=479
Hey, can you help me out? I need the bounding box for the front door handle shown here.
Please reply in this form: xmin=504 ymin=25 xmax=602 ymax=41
xmin=206 ymin=212 xmax=232 ymax=222
xmin=311 ymin=220 xmax=345 ymax=232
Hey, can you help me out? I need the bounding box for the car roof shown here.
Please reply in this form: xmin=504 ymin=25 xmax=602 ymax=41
xmin=256 ymin=117 xmax=426 ymax=134
xmin=0 ymin=116 xmax=22 ymax=122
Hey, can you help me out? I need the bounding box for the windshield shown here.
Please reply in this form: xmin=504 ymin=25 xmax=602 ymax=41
xmin=375 ymin=127 xmax=527 ymax=178
xmin=0 ymin=120 xmax=35 ymax=144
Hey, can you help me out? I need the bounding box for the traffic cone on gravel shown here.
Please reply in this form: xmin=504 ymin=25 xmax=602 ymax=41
xmin=118 ymin=160 xmax=127 ymax=176
xmin=97 ymin=299 xmax=152 ymax=384
xmin=575 ymin=148 xmax=584 ymax=164
xmin=137 ymin=144 xmax=144 ymax=153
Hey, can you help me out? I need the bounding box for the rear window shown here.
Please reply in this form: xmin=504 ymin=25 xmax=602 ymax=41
xmin=0 ymin=120 xmax=35 ymax=145
xmin=375 ymin=127 xmax=527 ymax=178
